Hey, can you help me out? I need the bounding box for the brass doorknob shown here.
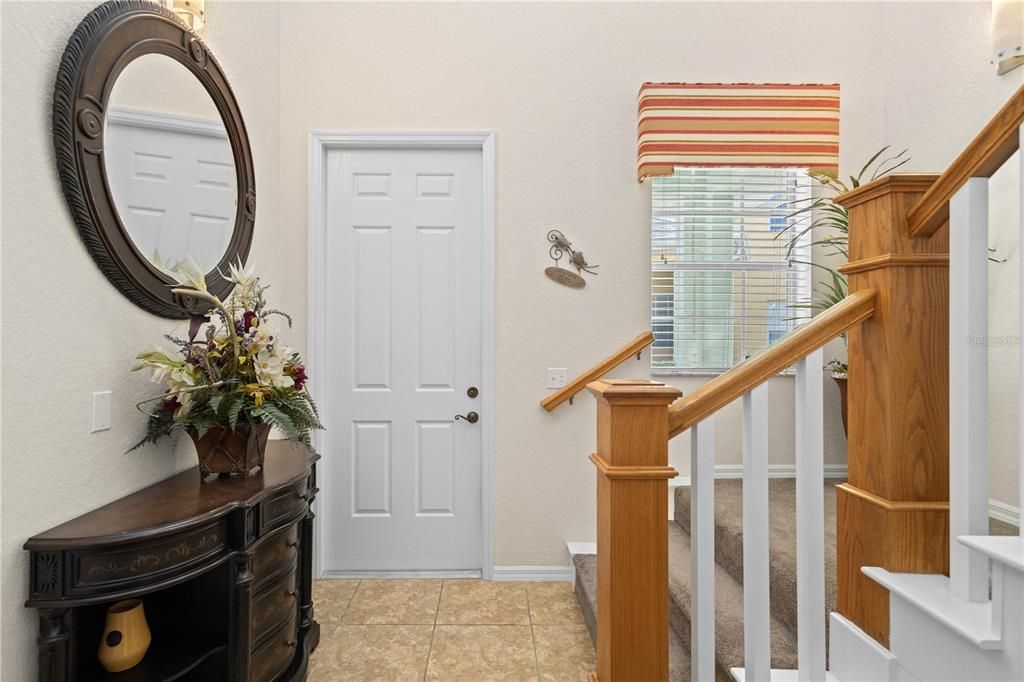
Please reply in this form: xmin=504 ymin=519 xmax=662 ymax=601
xmin=454 ymin=412 xmax=479 ymax=424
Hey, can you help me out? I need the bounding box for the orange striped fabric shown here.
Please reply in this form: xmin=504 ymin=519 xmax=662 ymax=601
xmin=637 ymin=83 xmax=840 ymax=182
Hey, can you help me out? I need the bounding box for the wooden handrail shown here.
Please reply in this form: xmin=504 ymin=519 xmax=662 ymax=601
xmin=667 ymin=290 xmax=877 ymax=438
xmin=908 ymin=84 xmax=1024 ymax=238
xmin=540 ymin=332 xmax=655 ymax=411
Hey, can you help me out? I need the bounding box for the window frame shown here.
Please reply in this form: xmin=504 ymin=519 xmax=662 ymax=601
xmin=649 ymin=166 xmax=814 ymax=376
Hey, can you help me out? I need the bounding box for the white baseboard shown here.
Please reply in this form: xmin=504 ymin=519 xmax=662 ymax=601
xmin=320 ymin=569 xmax=482 ymax=579
xmin=492 ymin=565 xmax=572 ymax=582
xmin=672 ymin=463 xmax=849 ymax=487
xmin=988 ymin=499 xmax=1021 ymax=527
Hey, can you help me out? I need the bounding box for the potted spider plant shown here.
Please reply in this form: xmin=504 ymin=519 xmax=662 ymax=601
xmin=779 ymin=146 xmax=911 ymax=436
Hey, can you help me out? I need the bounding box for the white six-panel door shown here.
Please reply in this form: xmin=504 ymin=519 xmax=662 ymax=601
xmin=104 ymin=109 xmax=236 ymax=271
xmin=323 ymin=147 xmax=484 ymax=573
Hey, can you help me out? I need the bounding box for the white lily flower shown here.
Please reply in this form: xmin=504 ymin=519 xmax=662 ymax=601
xmin=150 ymin=365 xmax=172 ymax=384
xmin=222 ymin=257 xmax=257 ymax=287
xmin=132 ymin=345 xmax=186 ymax=381
xmin=174 ymin=390 xmax=193 ymax=419
xmin=254 ymin=350 xmax=295 ymax=388
xmin=170 ymin=256 xmax=208 ymax=292
xmin=248 ymin=322 xmax=274 ymax=354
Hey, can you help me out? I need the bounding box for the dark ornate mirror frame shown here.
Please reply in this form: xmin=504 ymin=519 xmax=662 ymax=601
xmin=53 ymin=0 xmax=255 ymax=318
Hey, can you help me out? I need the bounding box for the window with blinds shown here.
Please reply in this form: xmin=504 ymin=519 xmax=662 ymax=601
xmin=651 ymin=167 xmax=813 ymax=374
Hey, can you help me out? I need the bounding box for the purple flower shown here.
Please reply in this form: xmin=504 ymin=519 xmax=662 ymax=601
xmin=290 ymin=364 xmax=308 ymax=389
xmin=243 ymin=311 xmax=257 ymax=332
xmin=157 ymin=396 xmax=179 ymax=413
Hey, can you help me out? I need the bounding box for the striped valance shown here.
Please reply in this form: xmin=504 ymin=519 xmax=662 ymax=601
xmin=637 ymin=83 xmax=840 ymax=182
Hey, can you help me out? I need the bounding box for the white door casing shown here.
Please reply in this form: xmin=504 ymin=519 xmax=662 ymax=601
xmin=308 ymin=132 xmax=495 ymax=578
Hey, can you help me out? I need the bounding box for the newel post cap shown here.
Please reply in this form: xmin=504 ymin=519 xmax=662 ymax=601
xmin=586 ymin=379 xmax=682 ymax=406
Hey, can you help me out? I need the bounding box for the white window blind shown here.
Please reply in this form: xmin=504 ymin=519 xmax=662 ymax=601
xmin=651 ymin=167 xmax=813 ymax=374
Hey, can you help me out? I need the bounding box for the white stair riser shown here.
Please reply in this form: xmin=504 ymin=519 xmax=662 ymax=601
xmin=888 ymin=581 xmax=1024 ymax=682
xmin=828 ymin=612 xmax=900 ymax=682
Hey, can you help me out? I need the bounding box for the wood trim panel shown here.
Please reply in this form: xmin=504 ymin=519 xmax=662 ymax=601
xmin=836 ymin=483 xmax=949 ymax=512
xmin=667 ymin=290 xmax=876 ymax=438
xmin=540 ymin=332 xmax=655 ymax=411
xmin=837 ymin=484 xmax=950 ymax=647
xmin=906 ymin=84 xmax=1024 ymax=238
xmin=838 ymin=254 xmax=949 ymax=276
xmin=845 ymin=268 xmax=949 ymax=503
xmin=589 ymin=453 xmax=678 ymax=480
xmin=836 ymin=174 xmax=944 ymax=209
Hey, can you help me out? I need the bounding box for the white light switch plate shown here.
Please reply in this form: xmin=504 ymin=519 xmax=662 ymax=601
xmin=91 ymin=391 xmax=112 ymax=432
xmin=546 ymin=368 xmax=568 ymax=389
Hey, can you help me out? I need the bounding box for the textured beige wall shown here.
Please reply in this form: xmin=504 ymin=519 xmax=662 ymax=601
xmin=277 ymin=1 xmax=892 ymax=568
xmin=879 ymin=2 xmax=1024 ymax=509
xmin=0 ymin=2 xmax=282 ymax=679
xmin=109 ymin=53 xmax=222 ymax=120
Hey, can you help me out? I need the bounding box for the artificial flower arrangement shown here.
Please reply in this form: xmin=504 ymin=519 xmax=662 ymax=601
xmin=131 ymin=259 xmax=321 ymax=474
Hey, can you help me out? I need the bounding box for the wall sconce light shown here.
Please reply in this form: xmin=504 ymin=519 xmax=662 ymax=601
xmin=993 ymin=0 xmax=1024 ymax=75
xmin=165 ymin=0 xmax=205 ymax=31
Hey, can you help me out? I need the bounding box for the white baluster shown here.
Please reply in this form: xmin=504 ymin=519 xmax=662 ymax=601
xmin=1020 ymin=126 xmax=1024 ymax=535
xmin=691 ymin=417 xmax=716 ymax=682
xmin=795 ymin=349 xmax=825 ymax=681
xmin=742 ymin=386 xmax=771 ymax=680
xmin=949 ymin=177 xmax=990 ymax=601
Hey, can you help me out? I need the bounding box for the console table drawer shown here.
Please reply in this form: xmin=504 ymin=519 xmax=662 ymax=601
xmin=71 ymin=521 xmax=226 ymax=592
xmin=253 ymin=523 xmax=299 ymax=587
xmin=259 ymin=484 xmax=307 ymax=534
xmin=251 ymin=608 xmax=298 ymax=682
xmin=253 ymin=567 xmax=298 ymax=644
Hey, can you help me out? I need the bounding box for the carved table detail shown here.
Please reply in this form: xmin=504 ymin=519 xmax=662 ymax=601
xmin=25 ymin=443 xmax=320 ymax=681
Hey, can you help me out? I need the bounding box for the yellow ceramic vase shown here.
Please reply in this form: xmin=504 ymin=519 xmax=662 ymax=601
xmin=98 ymin=599 xmax=151 ymax=673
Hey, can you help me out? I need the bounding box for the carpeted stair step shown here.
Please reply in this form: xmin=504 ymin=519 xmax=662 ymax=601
xmin=573 ymin=552 xmax=692 ymax=681
xmin=667 ymin=521 xmax=798 ymax=680
xmin=672 ymin=479 xmax=1019 ymax=640
xmin=574 ymin=479 xmax=1020 ymax=681
xmin=573 ymin=522 xmax=799 ymax=681
xmin=673 ymin=479 xmax=841 ymax=638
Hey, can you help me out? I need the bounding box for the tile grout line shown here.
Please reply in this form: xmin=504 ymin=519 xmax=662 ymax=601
xmin=339 ymin=579 xmax=362 ymax=623
xmin=308 ymin=578 xmax=362 ymax=677
xmin=423 ymin=579 xmax=444 ymax=681
xmin=527 ymin=584 xmax=542 ymax=680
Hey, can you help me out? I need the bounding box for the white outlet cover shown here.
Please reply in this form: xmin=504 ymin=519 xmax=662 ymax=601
xmin=91 ymin=391 xmax=112 ymax=432
xmin=546 ymin=368 xmax=568 ymax=389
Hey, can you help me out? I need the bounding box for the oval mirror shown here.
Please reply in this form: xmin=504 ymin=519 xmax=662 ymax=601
xmin=53 ymin=1 xmax=255 ymax=318
xmin=105 ymin=54 xmax=238 ymax=276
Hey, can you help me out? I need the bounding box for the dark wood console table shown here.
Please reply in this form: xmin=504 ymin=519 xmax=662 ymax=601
xmin=25 ymin=442 xmax=320 ymax=681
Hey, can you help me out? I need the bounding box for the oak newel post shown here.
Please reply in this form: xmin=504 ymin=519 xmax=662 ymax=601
xmin=834 ymin=174 xmax=950 ymax=647
xmin=587 ymin=379 xmax=682 ymax=682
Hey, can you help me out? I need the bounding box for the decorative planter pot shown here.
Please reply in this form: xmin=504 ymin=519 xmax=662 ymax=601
xmin=832 ymin=375 xmax=848 ymax=437
xmin=188 ymin=424 xmax=271 ymax=476
xmin=98 ymin=599 xmax=151 ymax=673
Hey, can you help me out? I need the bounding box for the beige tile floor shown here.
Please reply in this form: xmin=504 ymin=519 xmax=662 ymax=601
xmin=309 ymin=579 xmax=596 ymax=681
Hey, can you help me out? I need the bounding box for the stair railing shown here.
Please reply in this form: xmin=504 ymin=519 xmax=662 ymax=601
xmin=587 ymin=291 xmax=876 ymax=682
xmin=907 ymin=87 xmax=1024 ymax=605
xmin=589 ymin=85 xmax=1024 ymax=682
xmin=540 ymin=331 xmax=654 ymax=411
